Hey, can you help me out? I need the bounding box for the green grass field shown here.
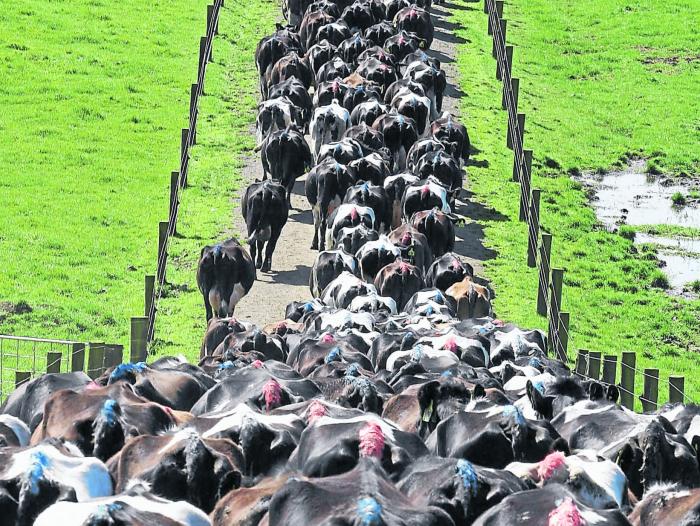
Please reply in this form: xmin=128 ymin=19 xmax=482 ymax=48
xmin=152 ymin=0 xmax=279 ymax=357
xmin=0 ymin=0 xmax=210 ymax=343
xmin=450 ymin=0 xmax=700 ymax=399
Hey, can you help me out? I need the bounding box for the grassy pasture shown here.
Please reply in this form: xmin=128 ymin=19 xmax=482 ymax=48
xmin=450 ymin=0 xmax=700 ymax=399
xmin=0 ymin=0 xmax=209 ymax=342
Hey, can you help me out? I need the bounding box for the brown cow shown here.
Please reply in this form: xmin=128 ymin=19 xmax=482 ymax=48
xmin=210 ymin=475 xmax=292 ymax=526
xmin=445 ymin=276 xmax=492 ymax=319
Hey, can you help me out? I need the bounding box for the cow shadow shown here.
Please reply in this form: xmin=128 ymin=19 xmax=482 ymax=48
xmin=264 ymin=264 xmax=311 ymax=287
xmin=457 ymin=194 xmax=508 ymax=222
xmin=426 ymin=47 xmax=454 ymax=64
xmin=289 ymin=208 xmax=313 ymax=225
xmin=440 ymin=1 xmax=479 ymax=11
xmin=434 ymin=28 xmax=468 ymax=45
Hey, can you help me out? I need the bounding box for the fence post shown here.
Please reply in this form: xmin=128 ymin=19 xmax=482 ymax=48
xmin=157 ymin=221 xmax=169 ymax=284
xmin=46 ymin=352 xmax=62 ymax=374
xmin=87 ymin=343 xmax=105 ymax=379
xmin=507 ymin=112 xmax=524 ymax=153
xmin=190 ymin=84 xmax=198 ymax=144
xmin=526 ymin=189 xmax=541 ymax=267
xmin=181 ymin=128 xmax=190 ymax=187
xmin=170 ymin=171 xmax=179 ymax=225
xmin=207 ymin=5 xmax=215 ymax=38
xmin=199 ymin=37 xmax=207 ymax=78
xmin=556 ymin=312 xmax=569 ymax=362
xmin=669 ymin=376 xmax=685 ymax=404
xmin=537 ymin=233 xmax=552 ymax=315
xmin=547 ymin=267 xmax=563 ymax=354
xmin=15 ymin=371 xmax=31 ymax=388
xmin=71 ymin=342 xmax=86 ymax=372
xmin=575 ymin=350 xmax=588 ymax=376
xmin=501 ymin=45 xmax=513 ymax=107
xmin=602 ymin=355 xmax=617 ymax=385
xmin=130 ymin=317 xmax=148 ymax=363
xmin=641 ymin=368 xmax=659 ymax=412
xmin=495 ymin=0 xmax=503 ymax=19
xmin=104 ymin=345 xmax=124 ymax=370
xmin=483 ymin=0 xmax=488 ymax=14
xmin=620 ymin=351 xmax=636 ymax=410
xmin=587 ymin=351 xmax=601 ymax=380
xmin=519 ymin=149 xmax=532 ymax=219
xmin=145 ymin=275 xmax=155 ymax=317
xmin=493 ymin=19 xmax=506 ymax=64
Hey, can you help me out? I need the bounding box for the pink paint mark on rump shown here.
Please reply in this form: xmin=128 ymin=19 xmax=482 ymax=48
xmin=252 ymin=360 xmax=264 ymax=369
xmin=548 ymin=497 xmax=584 ymax=526
xmin=350 ymin=206 xmax=359 ymax=221
xmin=84 ymin=381 xmax=101 ymax=391
xmin=421 ymin=185 xmax=430 ymax=196
xmin=399 ymin=261 xmax=411 ymax=273
xmin=359 ymin=421 xmax=385 ymax=458
xmin=451 ymin=257 xmax=462 ymax=271
xmin=443 ymin=337 xmax=458 ymax=353
xmin=538 ymin=451 xmax=567 ymax=481
xmin=321 ymin=333 xmax=335 ymax=344
xmin=400 ymin=232 xmax=412 ymax=245
xmin=262 ymin=378 xmax=282 ymax=412
xmin=307 ymin=400 xmax=328 ymax=424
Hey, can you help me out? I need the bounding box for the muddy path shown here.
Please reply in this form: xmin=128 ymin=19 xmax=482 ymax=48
xmin=233 ymin=3 xmax=493 ymax=326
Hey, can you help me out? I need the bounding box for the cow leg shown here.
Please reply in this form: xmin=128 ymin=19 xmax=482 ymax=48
xmin=319 ymin=217 xmax=327 ymax=251
xmin=262 ymin=228 xmax=282 ymax=272
xmin=203 ymin=293 xmax=213 ymax=322
xmin=249 ymin=240 xmax=257 ymax=269
xmin=255 ymin=240 xmax=264 ymax=269
xmin=311 ymin=206 xmax=320 ymax=250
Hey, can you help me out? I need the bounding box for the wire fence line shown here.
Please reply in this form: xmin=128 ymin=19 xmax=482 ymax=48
xmin=482 ymin=0 xmax=692 ymax=411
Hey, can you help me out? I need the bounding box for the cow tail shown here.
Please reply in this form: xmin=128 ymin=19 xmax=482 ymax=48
xmin=184 ymin=431 xmax=216 ymax=508
xmin=468 ymin=282 xmax=478 ymax=319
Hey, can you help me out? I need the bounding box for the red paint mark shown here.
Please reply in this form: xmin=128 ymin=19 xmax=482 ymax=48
xmin=252 ymin=360 xmax=264 ymax=369
xmin=262 ymin=378 xmax=282 ymax=412
xmin=451 ymin=258 xmax=461 ymax=271
xmin=307 ymin=400 xmax=328 ymax=424
xmin=350 ymin=207 xmax=359 ymax=221
xmin=548 ymin=497 xmax=584 ymax=526
xmin=421 ymin=185 xmax=430 ymax=196
xmin=400 ymin=232 xmax=412 ymax=245
xmin=84 ymin=381 xmax=101 ymax=391
xmin=443 ymin=337 xmax=458 ymax=353
xmin=359 ymin=421 xmax=385 ymax=458
xmin=321 ymin=333 xmax=335 ymax=343
xmin=399 ymin=261 xmax=411 ymax=273
xmin=538 ymin=451 xmax=567 ymax=481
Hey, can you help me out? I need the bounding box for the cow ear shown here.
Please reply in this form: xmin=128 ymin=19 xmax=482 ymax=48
xmin=588 ymin=381 xmax=604 ymax=401
xmin=551 ymin=437 xmax=570 ymax=455
xmin=606 ymin=384 xmax=620 ymax=403
xmin=615 ymin=441 xmax=636 ymax=474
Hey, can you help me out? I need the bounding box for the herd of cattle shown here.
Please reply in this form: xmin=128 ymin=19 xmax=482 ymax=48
xmin=2 ymin=0 xmax=700 ymax=525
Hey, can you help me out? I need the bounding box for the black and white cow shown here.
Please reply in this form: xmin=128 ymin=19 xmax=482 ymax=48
xmin=343 ymin=181 xmax=392 ymax=232
xmin=393 ymin=6 xmax=434 ymax=48
xmin=256 ymin=97 xmax=304 ymax=145
xmin=310 ymin=100 xmax=351 ymax=158
xmin=197 ymin=239 xmax=256 ymax=321
xmin=310 ymin=248 xmax=359 ymax=298
xmin=372 ymin=112 xmax=419 ymax=170
xmin=267 ymin=77 xmax=313 ymax=127
xmin=258 ymin=127 xmax=313 ymax=201
xmin=410 ymin=208 xmax=456 ymax=258
xmin=355 ymin=235 xmax=402 ymax=281
xmin=426 ymin=252 xmax=474 ymax=291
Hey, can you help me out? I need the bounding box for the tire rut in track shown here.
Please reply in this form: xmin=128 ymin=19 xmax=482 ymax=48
xmin=233 ymin=2 xmax=491 ymax=327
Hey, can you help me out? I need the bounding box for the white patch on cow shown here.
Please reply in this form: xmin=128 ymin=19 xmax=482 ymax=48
xmin=504 ymin=372 xmax=556 ymax=396
xmin=311 ymin=100 xmax=350 ymax=158
xmin=321 ymin=271 xmax=376 ymax=309
xmin=202 ymin=403 xmax=302 ymax=438
xmin=313 ymin=414 xmax=397 ymax=442
xmin=317 ymin=309 xmax=376 ymax=333
xmin=34 ymin=492 xmax=211 ymax=526
xmin=1 ymin=443 xmax=112 ymax=501
xmin=385 ymin=345 xmax=459 ymax=372
xmin=578 ymin=509 xmax=608 ymax=525
xmin=0 ymin=414 xmax=30 ymax=446
xmin=660 ymin=404 xmax=687 ymax=423
xmin=348 ymin=292 xmax=398 ymax=315
xmin=684 ymin=415 xmax=700 ymax=445
xmin=560 ymin=401 xmax=618 ymax=424
xmin=156 ymin=428 xmax=199 ymax=455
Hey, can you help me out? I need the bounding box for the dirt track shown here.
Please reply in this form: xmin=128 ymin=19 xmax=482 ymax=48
xmin=233 ymin=3 xmax=492 ymax=326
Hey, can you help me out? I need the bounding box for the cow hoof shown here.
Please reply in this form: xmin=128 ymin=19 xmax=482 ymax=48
xmin=261 ymin=262 xmax=272 ymax=273
xmin=311 ymin=242 xmax=318 ymax=250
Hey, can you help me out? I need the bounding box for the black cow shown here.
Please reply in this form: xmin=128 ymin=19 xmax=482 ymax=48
xmin=372 ymin=112 xmax=419 ymax=171
xmin=414 ymin=150 xmax=463 ymax=202
xmin=384 ymin=30 xmax=425 ymax=62
xmin=197 ymin=239 xmax=256 ymax=320
xmin=350 ymin=98 xmax=389 ymax=126
xmin=344 ymin=122 xmax=385 ymax=153
xmin=334 ymin=224 xmax=380 ymax=254
xmin=374 ymin=260 xmax=425 ymax=310
xmin=343 ymin=180 xmax=392 ymax=232
xmin=425 ymin=252 xmax=474 ymax=291
xmin=387 ymin=223 xmax=433 ymax=272
xmin=364 ymin=21 xmax=396 ymax=46
xmin=406 ymin=137 xmax=445 ymax=171
xmin=258 ymin=127 xmax=313 ymax=203
xmin=341 ymin=0 xmax=376 ymax=31
xmin=349 ymin=151 xmax=392 ymax=185
xmin=356 ymin=57 xmax=399 ymax=92
xmin=401 ymin=180 xmax=451 ymax=219
xmin=338 ymin=33 xmax=371 ymax=64
xmin=315 ymin=55 xmax=352 ymax=84
xmin=393 ymin=6 xmax=434 ymax=48
xmin=306 ymin=158 xmax=356 ymax=250
xmin=265 ymin=51 xmax=314 ymax=97
xmin=410 ymin=208 xmax=455 ymax=258
xmin=267 ymin=78 xmax=313 ymax=127
xmin=242 ymin=180 xmax=289 ymax=272
xmin=310 ymin=248 xmax=359 ymax=297
xmin=305 ymin=39 xmax=337 ymax=77
xmin=431 ymin=113 xmax=470 ymax=163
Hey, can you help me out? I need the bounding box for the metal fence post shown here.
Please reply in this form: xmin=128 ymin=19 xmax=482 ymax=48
xmin=641 ymin=368 xmax=659 ymax=412
xmin=620 ymin=351 xmax=636 ymax=410
xmin=130 ymin=317 xmax=148 ymax=363
xmin=527 ymin=189 xmax=541 ymax=267
xmin=71 ymin=342 xmax=86 ymax=372
xmin=536 ymin=233 xmax=552 ymax=315
xmin=669 ymin=376 xmax=685 ymax=404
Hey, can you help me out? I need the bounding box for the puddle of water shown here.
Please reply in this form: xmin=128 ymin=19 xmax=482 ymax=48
xmin=586 ymin=161 xmax=700 ymax=229
xmin=636 ymin=234 xmax=700 ymax=289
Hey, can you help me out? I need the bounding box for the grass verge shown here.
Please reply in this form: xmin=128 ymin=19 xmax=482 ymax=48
xmin=0 ymin=0 xmax=210 ymax=343
xmin=449 ymin=0 xmax=700 ymax=401
xmin=152 ymin=0 xmax=279 ymax=358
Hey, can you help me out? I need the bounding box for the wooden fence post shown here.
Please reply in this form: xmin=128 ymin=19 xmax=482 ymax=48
xmin=181 ymin=128 xmax=190 ymax=187
xmin=511 ymin=78 xmax=519 ymax=112
xmin=602 ymin=355 xmax=617 ymax=385
xmin=641 ymin=368 xmax=659 ymax=412
xmin=519 ymin=149 xmax=532 ymax=219
xmin=527 ymin=189 xmax=541 ymax=267
xmin=483 ymin=0 xmax=488 ymax=14
xmin=71 ymin=342 xmax=86 ymax=372
xmin=104 ymin=345 xmax=124 ymax=370
xmin=199 ymin=37 xmax=207 ymax=78
xmin=130 ymin=317 xmax=148 ymax=363
xmin=556 ymin=312 xmax=569 ymax=362
xmin=495 ymin=0 xmax=503 ymax=18
xmin=157 ymin=221 xmax=169 ymax=283
xmin=170 ymin=171 xmax=179 ymax=225
xmin=207 ymin=5 xmax=215 ymax=38
xmin=669 ymin=376 xmax=685 ymax=404
xmin=87 ymin=343 xmax=105 ymax=379
xmin=537 ymin=233 xmax=552 ymax=315
xmin=547 ymin=267 xmax=563 ymax=353
xmin=15 ymin=371 xmax=31 ymax=388
xmin=587 ymin=351 xmax=601 ymax=380
xmin=46 ymin=352 xmax=62 ymax=374
xmin=493 ymin=19 xmax=506 ymax=63
xmin=145 ymin=275 xmax=155 ymax=317
xmin=575 ymin=350 xmax=588 ymax=376
xmin=620 ymin=351 xmax=636 ymax=410
xmin=190 ymin=84 xmax=198 ymax=144
xmin=501 ymin=45 xmax=513 ymax=105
